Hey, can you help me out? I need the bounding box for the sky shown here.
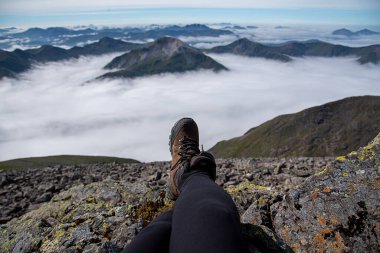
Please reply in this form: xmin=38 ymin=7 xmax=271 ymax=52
xmin=0 ymin=54 xmax=379 ymax=162
xmin=0 ymin=0 xmax=380 ymax=27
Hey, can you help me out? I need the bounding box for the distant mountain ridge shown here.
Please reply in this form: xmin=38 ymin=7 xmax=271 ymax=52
xmin=207 ymin=38 xmax=291 ymax=62
xmin=2 ymin=36 xmax=380 ymax=80
xmin=210 ymin=96 xmax=380 ymax=158
xmin=1 ymin=24 xmax=233 ymax=49
xmin=207 ymin=38 xmax=380 ymax=64
xmin=332 ymin=28 xmax=380 ymax=36
xmin=98 ymin=37 xmax=227 ymax=79
xmin=0 ymin=37 xmax=143 ymax=79
xmin=126 ymin=24 xmax=233 ymax=40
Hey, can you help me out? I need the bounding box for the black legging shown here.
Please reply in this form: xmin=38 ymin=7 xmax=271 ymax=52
xmin=123 ymin=172 xmax=250 ymax=253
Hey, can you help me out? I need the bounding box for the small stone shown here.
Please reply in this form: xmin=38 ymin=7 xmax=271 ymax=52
xmin=158 ymin=179 xmax=166 ymax=186
xmin=155 ymin=171 xmax=162 ymax=180
xmin=244 ymin=173 xmax=254 ymax=181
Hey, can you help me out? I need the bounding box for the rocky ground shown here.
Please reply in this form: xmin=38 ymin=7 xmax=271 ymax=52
xmin=0 ymin=157 xmax=333 ymax=224
xmin=0 ymin=133 xmax=379 ymax=253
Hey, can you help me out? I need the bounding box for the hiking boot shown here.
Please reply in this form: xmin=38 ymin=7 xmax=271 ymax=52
xmin=168 ymin=118 xmax=216 ymax=200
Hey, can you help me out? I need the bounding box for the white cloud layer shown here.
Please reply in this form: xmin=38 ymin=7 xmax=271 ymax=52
xmin=0 ymin=53 xmax=379 ymax=162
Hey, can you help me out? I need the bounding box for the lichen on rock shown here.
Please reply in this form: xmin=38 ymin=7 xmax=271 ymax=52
xmin=1 ymin=145 xmax=375 ymax=253
xmin=270 ymin=132 xmax=380 ymax=253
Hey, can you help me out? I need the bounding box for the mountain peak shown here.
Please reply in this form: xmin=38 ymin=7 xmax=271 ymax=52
xmin=99 ymin=37 xmax=227 ymax=79
xmin=332 ymin=28 xmax=379 ymax=36
xmin=184 ymin=24 xmax=209 ymax=29
xmin=356 ymin=28 xmax=379 ymax=35
xmin=332 ymin=28 xmax=354 ymax=36
xmin=208 ymin=38 xmax=291 ymax=62
xmin=96 ymin=37 xmax=132 ymax=47
xmin=236 ymin=38 xmax=253 ymax=43
xmin=154 ymin=36 xmax=184 ymax=46
xmin=151 ymin=36 xmax=189 ymax=56
xmin=98 ymin=37 xmax=118 ymax=43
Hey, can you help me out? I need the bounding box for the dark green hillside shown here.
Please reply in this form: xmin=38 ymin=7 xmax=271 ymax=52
xmin=0 ymin=155 xmax=138 ymax=171
xmin=210 ymin=96 xmax=380 ymax=158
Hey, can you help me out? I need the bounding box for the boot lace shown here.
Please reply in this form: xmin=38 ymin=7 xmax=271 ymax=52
xmin=178 ymin=136 xmax=200 ymax=166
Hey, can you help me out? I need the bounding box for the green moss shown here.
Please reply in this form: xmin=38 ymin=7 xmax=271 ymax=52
xmin=336 ymin=156 xmax=346 ymax=161
xmin=133 ymin=191 xmax=173 ymax=226
xmin=1 ymin=236 xmax=15 ymax=252
xmin=54 ymin=229 xmax=65 ymax=239
xmin=357 ymin=144 xmax=377 ymax=161
xmin=256 ymin=197 xmax=267 ymax=207
xmin=315 ymin=166 xmax=329 ymax=176
xmin=227 ymin=181 xmax=269 ymax=196
xmin=346 ymin=132 xmax=380 ymax=162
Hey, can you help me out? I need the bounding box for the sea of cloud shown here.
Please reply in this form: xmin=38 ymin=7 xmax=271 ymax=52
xmin=0 ymin=52 xmax=379 ymax=162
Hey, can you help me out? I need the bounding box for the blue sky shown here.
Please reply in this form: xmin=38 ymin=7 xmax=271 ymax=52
xmin=0 ymin=0 xmax=380 ymax=27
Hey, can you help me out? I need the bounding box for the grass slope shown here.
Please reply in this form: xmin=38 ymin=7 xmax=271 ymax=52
xmin=0 ymin=155 xmax=139 ymax=171
xmin=210 ymin=96 xmax=380 ymax=158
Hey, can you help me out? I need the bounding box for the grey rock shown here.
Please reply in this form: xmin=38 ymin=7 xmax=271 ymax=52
xmin=0 ymin=155 xmax=347 ymax=252
xmin=271 ymin=134 xmax=380 ymax=252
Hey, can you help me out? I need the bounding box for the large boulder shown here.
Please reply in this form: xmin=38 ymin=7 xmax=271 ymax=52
xmin=0 ymin=180 xmax=171 ymax=253
xmin=1 ymin=168 xmax=297 ymax=253
xmin=269 ymin=133 xmax=380 ymax=252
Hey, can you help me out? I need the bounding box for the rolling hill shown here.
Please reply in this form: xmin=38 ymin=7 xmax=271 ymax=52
xmin=210 ymin=96 xmax=380 ymax=158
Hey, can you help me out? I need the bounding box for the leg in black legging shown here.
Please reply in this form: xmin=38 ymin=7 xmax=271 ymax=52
xmin=170 ymin=172 xmax=249 ymax=253
xmin=122 ymin=210 xmax=173 ymax=253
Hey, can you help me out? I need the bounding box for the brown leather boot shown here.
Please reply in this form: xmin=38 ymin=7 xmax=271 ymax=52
xmin=168 ymin=118 xmax=216 ymax=200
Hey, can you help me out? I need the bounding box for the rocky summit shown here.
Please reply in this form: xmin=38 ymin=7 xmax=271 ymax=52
xmin=98 ymin=37 xmax=227 ymax=79
xmin=0 ymin=133 xmax=379 ymax=252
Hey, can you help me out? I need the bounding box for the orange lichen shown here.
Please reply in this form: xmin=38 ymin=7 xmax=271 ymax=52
xmin=318 ymin=218 xmax=327 ymax=226
xmin=314 ymin=233 xmax=325 ymax=244
xmin=278 ymin=225 xmax=290 ymax=243
xmin=311 ymin=191 xmax=318 ymax=200
xmin=331 ymin=218 xmax=339 ymax=225
xmin=322 ymin=186 xmax=331 ymax=193
xmin=292 ymin=242 xmax=300 ymax=252
xmin=333 ymin=232 xmax=346 ymax=252
xmin=374 ymin=223 xmax=380 ymax=231
xmin=311 ymin=229 xmax=346 ymax=253
xmin=320 ymin=228 xmax=333 ymax=234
